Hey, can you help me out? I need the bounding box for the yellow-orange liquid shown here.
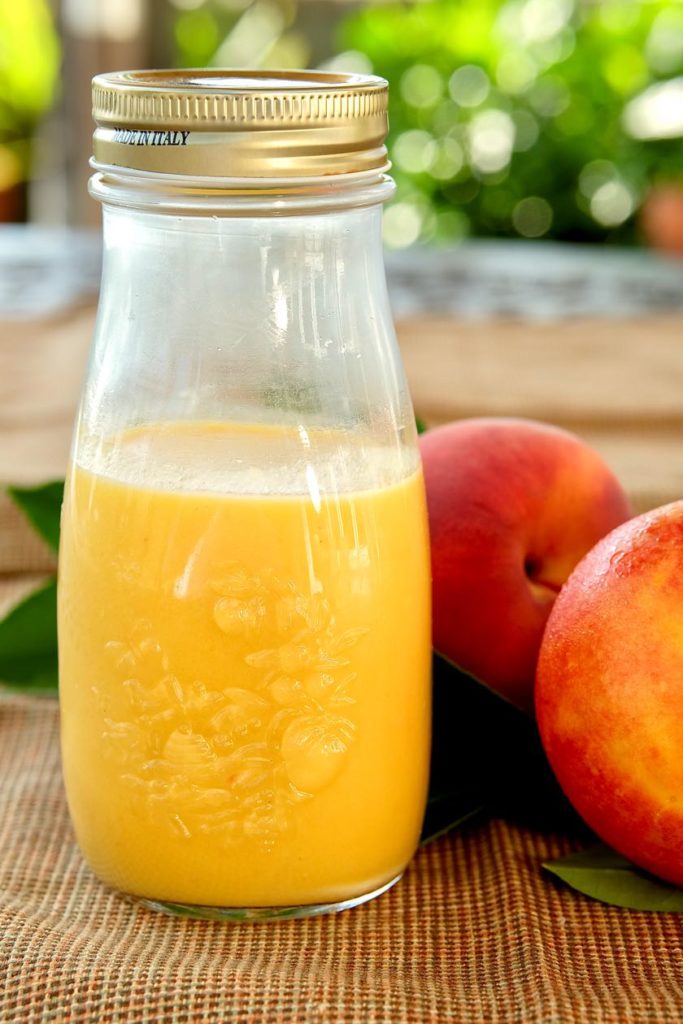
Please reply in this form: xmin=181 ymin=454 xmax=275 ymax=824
xmin=58 ymin=422 xmax=431 ymax=907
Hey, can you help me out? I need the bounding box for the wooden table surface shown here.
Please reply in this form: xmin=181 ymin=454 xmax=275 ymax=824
xmin=1 ymin=302 xmax=681 ymax=511
xmin=0 ymin=301 xmax=681 ymax=582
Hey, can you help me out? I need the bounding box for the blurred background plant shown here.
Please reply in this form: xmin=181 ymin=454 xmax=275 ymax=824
xmin=9 ymin=0 xmax=683 ymax=251
xmin=0 ymin=0 xmax=60 ymax=220
xmin=339 ymin=0 xmax=683 ymax=247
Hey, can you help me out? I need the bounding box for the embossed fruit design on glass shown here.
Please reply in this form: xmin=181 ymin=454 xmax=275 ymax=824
xmin=58 ymin=70 xmax=431 ymax=920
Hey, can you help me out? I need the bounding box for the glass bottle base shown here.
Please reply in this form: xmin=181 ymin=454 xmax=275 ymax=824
xmin=134 ymin=872 xmax=402 ymax=922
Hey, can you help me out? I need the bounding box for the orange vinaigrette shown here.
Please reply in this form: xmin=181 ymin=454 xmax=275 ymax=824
xmin=59 ymin=422 xmax=431 ymax=908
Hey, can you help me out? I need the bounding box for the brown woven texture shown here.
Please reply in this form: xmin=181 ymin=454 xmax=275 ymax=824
xmin=3 ymin=694 xmax=683 ymax=1024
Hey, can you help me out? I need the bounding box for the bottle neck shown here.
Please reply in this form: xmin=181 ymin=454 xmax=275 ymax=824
xmin=98 ymin=193 xmax=392 ymax=343
xmin=87 ymin=188 xmax=404 ymax=436
xmin=90 ymin=168 xmax=394 ymax=217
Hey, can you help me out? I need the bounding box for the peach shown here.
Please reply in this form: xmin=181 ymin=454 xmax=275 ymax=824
xmin=419 ymin=418 xmax=631 ymax=712
xmin=640 ymin=185 xmax=683 ymax=256
xmin=536 ymin=502 xmax=683 ymax=886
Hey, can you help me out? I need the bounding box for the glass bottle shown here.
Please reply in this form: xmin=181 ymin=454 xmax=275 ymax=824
xmin=58 ymin=70 xmax=431 ymax=920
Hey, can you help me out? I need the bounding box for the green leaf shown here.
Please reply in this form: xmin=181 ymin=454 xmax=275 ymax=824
xmin=419 ymin=654 xmax=494 ymax=842
xmin=421 ymin=792 xmax=484 ymax=844
xmin=415 ymin=416 xmax=428 ymax=435
xmin=429 ymin=651 xmax=544 ymax=804
xmin=543 ymin=845 xmax=683 ymax=911
xmin=0 ymin=578 xmax=58 ymax=695
xmin=7 ymin=480 xmax=63 ymax=553
xmin=421 ymin=652 xmax=579 ymax=843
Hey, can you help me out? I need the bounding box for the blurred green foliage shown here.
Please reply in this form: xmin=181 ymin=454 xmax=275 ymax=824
xmin=339 ymin=0 xmax=683 ymax=246
xmin=168 ymin=0 xmax=683 ymax=246
xmin=171 ymin=0 xmax=309 ymax=72
xmin=0 ymin=0 xmax=60 ymax=187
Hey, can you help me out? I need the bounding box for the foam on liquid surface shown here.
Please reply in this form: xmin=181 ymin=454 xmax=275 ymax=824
xmin=78 ymin=421 xmax=417 ymax=497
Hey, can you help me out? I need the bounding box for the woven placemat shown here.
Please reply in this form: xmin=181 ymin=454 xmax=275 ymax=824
xmin=1 ymin=694 xmax=683 ymax=1024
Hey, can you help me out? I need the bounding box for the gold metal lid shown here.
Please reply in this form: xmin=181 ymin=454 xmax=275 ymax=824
xmin=92 ymin=69 xmax=389 ymax=181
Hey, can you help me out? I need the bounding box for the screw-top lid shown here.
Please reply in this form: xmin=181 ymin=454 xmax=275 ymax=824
xmin=92 ymin=69 xmax=390 ymax=181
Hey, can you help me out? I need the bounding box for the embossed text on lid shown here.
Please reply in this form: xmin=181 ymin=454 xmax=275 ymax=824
xmin=91 ymin=68 xmax=390 ymax=180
